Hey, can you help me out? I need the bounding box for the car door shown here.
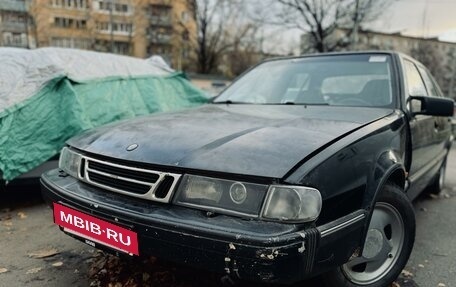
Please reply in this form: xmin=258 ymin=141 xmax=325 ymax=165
xmin=403 ymin=59 xmax=442 ymax=198
xmin=417 ymin=65 xmax=453 ymax=145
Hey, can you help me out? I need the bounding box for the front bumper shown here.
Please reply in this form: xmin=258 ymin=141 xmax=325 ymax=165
xmin=41 ymin=169 xmax=366 ymax=284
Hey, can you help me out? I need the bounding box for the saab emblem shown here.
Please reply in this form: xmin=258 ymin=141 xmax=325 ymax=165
xmin=126 ymin=143 xmax=139 ymax=151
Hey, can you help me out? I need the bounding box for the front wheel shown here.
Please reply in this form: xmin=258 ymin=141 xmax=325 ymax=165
xmin=320 ymin=183 xmax=415 ymax=287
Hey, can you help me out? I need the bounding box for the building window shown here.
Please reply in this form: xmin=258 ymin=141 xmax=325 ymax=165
xmin=371 ymin=36 xmax=378 ymax=45
xmin=1 ymin=12 xmax=27 ymax=24
xmin=150 ymin=4 xmax=171 ymax=26
xmin=94 ymin=40 xmax=131 ymax=55
xmin=94 ymin=1 xmax=131 ymax=14
xmin=182 ymin=47 xmax=189 ymax=59
xmin=115 ymin=3 xmax=129 ymax=13
xmin=181 ymin=11 xmax=190 ymax=23
xmin=96 ymin=21 xmax=133 ymax=35
xmin=149 ymin=45 xmax=172 ymax=62
xmin=112 ymin=41 xmax=130 ymax=54
xmin=54 ymin=17 xmax=86 ymax=29
xmin=51 ymin=0 xmax=88 ymax=9
xmin=3 ymin=32 xmax=27 ymax=46
xmin=148 ymin=26 xmax=172 ymax=44
xmin=182 ymin=31 xmax=189 ymax=41
xmin=51 ymin=37 xmax=91 ymax=49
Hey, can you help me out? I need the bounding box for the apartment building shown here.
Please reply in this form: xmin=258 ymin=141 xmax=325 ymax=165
xmin=0 ymin=0 xmax=196 ymax=69
xmin=349 ymin=29 xmax=456 ymax=56
xmin=0 ymin=0 xmax=31 ymax=48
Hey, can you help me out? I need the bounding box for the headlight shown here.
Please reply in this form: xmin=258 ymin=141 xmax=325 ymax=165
xmin=173 ymin=175 xmax=269 ymax=216
xmin=229 ymin=182 xmax=247 ymax=204
xmin=174 ymin=175 xmax=322 ymax=222
xmin=59 ymin=147 xmax=82 ymax=178
xmin=262 ymin=185 xmax=322 ymax=222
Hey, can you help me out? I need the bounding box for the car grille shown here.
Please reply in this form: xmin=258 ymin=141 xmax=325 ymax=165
xmin=79 ymin=156 xmax=181 ymax=203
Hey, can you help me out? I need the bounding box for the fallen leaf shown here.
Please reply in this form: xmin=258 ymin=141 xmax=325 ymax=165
xmin=28 ymin=248 xmax=59 ymax=259
xmin=438 ymin=284 xmax=446 ymax=287
xmin=26 ymin=267 xmax=42 ymax=274
xmin=420 ymin=207 xmax=428 ymax=212
xmin=17 ymin=212 xmax=27 ymax=219
xmin=3 ymin=220 xmax=12 ymax=227
xmin=0 ymin=268 xmax=8 ymax=274
xmin=401 ymin=269 xmax=413 ymax=277
xmin=418 ymin=264 xmax=424 ymax=268
xmin=0 ymin=214 xmax=12 ymax=221
xmin=52 ymin=261 xmax=63 ymax=267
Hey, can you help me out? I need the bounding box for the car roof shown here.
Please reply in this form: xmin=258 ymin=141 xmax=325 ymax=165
xmin=264 ymin=50 xmax=404 ymax=63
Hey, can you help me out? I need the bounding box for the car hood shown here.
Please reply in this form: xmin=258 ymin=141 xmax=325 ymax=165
xmin=68 ymin=104 xmax=394 ymax=179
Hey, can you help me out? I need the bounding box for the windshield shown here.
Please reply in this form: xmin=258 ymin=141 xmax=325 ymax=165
xmin=214 ymin=54 xmax=394 ymax=107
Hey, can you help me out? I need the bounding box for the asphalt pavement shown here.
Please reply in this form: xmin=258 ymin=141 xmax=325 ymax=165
xmin=399 ymin=148 xmax=456 ymax=287
xmin=0 ymin=147 xmax=455 ymax=287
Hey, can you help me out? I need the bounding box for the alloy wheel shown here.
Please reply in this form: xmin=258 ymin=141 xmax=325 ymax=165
xmin=342 ymin=202 xmax=405 ymax=285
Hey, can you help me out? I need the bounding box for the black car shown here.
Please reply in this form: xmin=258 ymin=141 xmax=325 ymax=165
xmin=41 ymin=52 xmax=454 ymax=287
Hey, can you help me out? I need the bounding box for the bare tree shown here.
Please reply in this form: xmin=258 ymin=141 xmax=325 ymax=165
xmin=270 ymin=0 xmax=388 ymax=53
xmin=222 ymin=24 xmax=263 ymax=76
xmin=411 ymin=42 xmax=456 ymax=99
xmin=189 ymin=0 xmax=259 ymax=74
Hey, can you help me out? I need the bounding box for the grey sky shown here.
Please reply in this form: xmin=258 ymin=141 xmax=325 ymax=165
xmin=367 ymin=0 xmax=456 ymax=41
xmin=264 ymin=0 xmax=456 ymax=54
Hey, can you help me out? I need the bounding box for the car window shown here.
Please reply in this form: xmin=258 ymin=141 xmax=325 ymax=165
xmin=215 ymin=54 xmax=395 ymax=107
xmin=430 ymin=76 xmax=444 ymax=98
xmin=283 ymin=73 xmax=310 ymax=103
xmin=216 ymin=62 xmax=289 ymax=103
xmin=321 ymin=75 xmax=392 ymax=106
xmin=404 ymin=60 xmax=427 ymax=97
xmin=417 ymin=66 xmax=439 ymax=98
xmin=322 ymin=75 xmax=390 ymax=94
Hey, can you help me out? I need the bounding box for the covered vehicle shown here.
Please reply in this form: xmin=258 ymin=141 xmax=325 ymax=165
xmin=0 ymin=48 xmax=207 ymax=187
xmin=41 ymin=52 xmax=454 ymax=286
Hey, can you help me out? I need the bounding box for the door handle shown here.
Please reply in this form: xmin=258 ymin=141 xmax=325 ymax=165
xmin=434 ymin=120 xmax=440 ymax=133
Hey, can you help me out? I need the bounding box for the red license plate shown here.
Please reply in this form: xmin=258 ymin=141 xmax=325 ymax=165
xmin=53 ymin=203 xmax=139 ymax=256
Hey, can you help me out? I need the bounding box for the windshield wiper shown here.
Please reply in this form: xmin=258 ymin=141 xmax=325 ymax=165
xmin=213 ymin=100 xmax=251 ymax=104
xmin=214 ymin=100 xmax=233 ymax=104
xmin=299 ymin=102 xmax=329 ymax=106
xmin=280 ymin=101 xmax=329 ymax=105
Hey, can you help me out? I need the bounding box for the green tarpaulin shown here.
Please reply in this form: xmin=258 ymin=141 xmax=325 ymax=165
xmin=0 ymin=48 xmax=208 ymax=181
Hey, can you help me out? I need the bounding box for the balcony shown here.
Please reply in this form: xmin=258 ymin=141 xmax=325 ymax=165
xmin=149 ymin=15 xmax=172 ymax=27
xmin=0 ymin=21 xmax=27 ymax=33
xmin=150 ymin=1 xmax=172 ymax=9
xmin=0 ymin=0 xmax=27 ymax=12
xmin=148 ymin=30 xmax=172 ymax=44
xmin=149 ymin=38 xmax=171 ymax=45
xmin=2 ymin=41 xmax=28 ymax=48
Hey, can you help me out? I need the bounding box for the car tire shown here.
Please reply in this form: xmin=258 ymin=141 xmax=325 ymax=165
xmin=426 ymin=158 xmax=447 ymax=195
xmin=320 ymin=183 xmax=415 ymax=287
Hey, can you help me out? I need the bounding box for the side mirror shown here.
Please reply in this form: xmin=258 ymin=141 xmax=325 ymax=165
xmin=410 ymin=96 xmax=454 ymax=117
